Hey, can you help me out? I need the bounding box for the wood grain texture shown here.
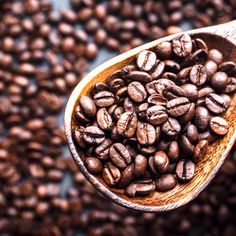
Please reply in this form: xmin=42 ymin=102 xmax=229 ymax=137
xmin=64 ymin=20 xmax=236 ymax=212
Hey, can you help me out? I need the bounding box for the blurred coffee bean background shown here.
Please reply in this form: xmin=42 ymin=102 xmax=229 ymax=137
xmin=0 ymin=0 xmax=236 ymax=235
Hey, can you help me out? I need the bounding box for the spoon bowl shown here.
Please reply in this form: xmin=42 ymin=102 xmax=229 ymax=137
xmin=65 ymin=21 xmax=236 ymax=212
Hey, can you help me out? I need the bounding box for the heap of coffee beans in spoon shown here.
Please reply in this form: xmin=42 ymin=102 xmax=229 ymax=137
xmin=73 ymin=34 xmax=236 ymax=198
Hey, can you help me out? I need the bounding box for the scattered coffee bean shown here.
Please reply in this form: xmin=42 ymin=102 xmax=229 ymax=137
xmin=136 ymin=50 xmax=157 ymax=71
xmin=210 ymin=117 xmax=229 ymax=135
xmin=85 ymin=157 xmax=103 ymax=175
xmin=176 ymin=160 xmax=195 ymax=183
xmin=102 ymin=162 xmax=121 ymax=186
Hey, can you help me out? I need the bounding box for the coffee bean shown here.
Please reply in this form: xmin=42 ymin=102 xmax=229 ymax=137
xmin=146 ymin=79 xmax=175 ymax=95
xmin=134 ymin=154 xmax=147 ymax=177
xmin=223 ymin=77 xmax=236 ymax=93
xmin=136 ymin=122 xmax=156 ymax=145
xmin=193 ymin=38 xmax=208 ymax=52
xmin=156 ymin=174 xmax=177 ymax=192
xmin=167 ymin=97 xmax=190 ymax=117
xmin=164 ymin=60 xmax=181 ymax=73
xmin=179 ymin=135 xmax=194 ymax=155
xmin=74 ymin=105 xmax=90 ymax=123
xmin=147 ymin=105 xmax=168 ymax=125
xmin=79 ymin=95 xmax=97 ymax=117
xmin=128 ymin=81 xmax=147 ymax=102
xmin=117 ymin=112 xmax=137 ymax=138
xmin=93 ymin=91 xmax=115 ymax=107
xmin=85 ymin=157 xmax=103 ymax=175
xmin=97 ymin=108 xmax=113 ymax=130
xmin=123 ymin=97 xmax=134 ymax=112
xmin=210 ymin=117 xmax=229 ymax=135
xmin=102 ymin=162 xmax=121 ymax=186
xmin=153 ymin=151 xmax=169 ymax=174
xmin=119 ymin=164 xmax=135 ymax=187
xmin=136 ymin=50 xmax=157 ymax=71
xmin=211 ymin=72 xmax=228 ymax=91
xmin=186 ymin=49 xmax=208 ymax=66
xmin=126 ymin=71 xmax=152 ymax=83
xmin=208 ymin=49 xmax=223 ymax=64
xmin=194 ymin=106 xmax=210 ymax=131
xmin=172 ymin=34 xmax=192 ymax=57
xmin=150 ymin=60 xmax=165 ymax=79
xmin=205 ymin=93 xmax=226 ymax=114
xmin=219 ymin=61 xmax=236 ymax=76
xmin=168 ymin=141 xmax=179 ymax=162
xmin=221 ymin=94 xmax=231 ymax=109
xmin=125 ymin=179 xmax=155 ymax=197
xmin=205 ymin=60 xmax=218 ymax=78
xmin=176 ymin=159 xmax=195 ymax=182
xmin=91 ymin=83 xmax=109 ymax=96
xmin=109 ymin=143 xmax=132 ymax=168
xmin=83 ymin=126 xmax=105 ymax=145
xmin=147 ymin=94 xmax=167 ymax=106
xmin=156 ymin=41 xmax=172 ymax=59
xmin=107 ymin=78 xmax=125 ymax=93
xmin=190 ymin=64 xmax=207 ymax=86
xmin=163 ymin=72 xmax=178 ymax=83
xmin=193 ymin=140 xmax=208 ymax=163
xmin=186 ymin=124 xmax=199 ymax=143
xmin=162 ymin=117 xmax=181 ymax=137
xmin=178 ymin=67 xmax=191 ymax=84
xmin=73 ymin=126 xmax=86 ymax=148
xmin=179 ymin=103 xmax=196 ymax=125
xmin=163 ymin=85 xmax=185 ymax=100
xmin=95 ymin=139 xmax=112 ymax=161
xmin=181 ymin=84 xmax=198 ymax=102
xmin=198 ymin=130 xmax=218 ymax=144
xmin=138 ymin=102 xmax=149 ymax=121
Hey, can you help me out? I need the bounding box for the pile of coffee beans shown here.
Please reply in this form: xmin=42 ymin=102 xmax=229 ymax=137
xmin=74 ymin=33 xmax=236 ymax=197
xmin=1 ymin=0 xmax=236 ymax=235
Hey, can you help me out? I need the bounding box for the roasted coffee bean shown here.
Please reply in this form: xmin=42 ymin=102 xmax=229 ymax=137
xmin=163 ymin=85 xmax=185 ymax=100
xmin=95 ymin=139 xmax=112 ymax=161
xmin=193 ymin=140 xmax=208 ymax=163
xmin=162 ymin=117 xmax=181 ymax=137
xmin=176 ymin=159 xmax=195 ymax=182
xmin=125 ymin=179 xmax=155 ymax=197
xmin=127 ymin=71 xmax=152 ymax=83
xmin=181 ymin=84 xmax=198 ymax=102
xmin=156 ymin=174 xmax=177 ymax=192
xmin=186 ymin=49 xmax=208 ymax=66
xmin=136 ymin=123 xmax=156 ymax=145
xmin=186 ymin=124 xmax=199 ymax=143
xmin=211 ymin=72 xmax=228 ymax=91
xmin=219 ymin=61 xmax=236 ymax=76
xmin=117 ymin=112 xmax=137 ymax=138
xmin=102 ymin=162 xmax=121 ymax=186
xmin=221 ymin=94 xmax=231 ymax=109
xmin=73 ymin=126 xmax=86 ymax=148
xmin=111 ymin=106 xmax=124 ymax=120
xmin=168 ymin=141 xmax=179 ymax=162
xmin=123 ymin=97 xmax=134 ymax=112
xmin=205 ymin=93 xmax=226 ymax=114
xmin=128 ymin=81 xmax=147 ymax=102
xmin=193 ymin=38 xmax=208 ymax=52
xmin=93 ymin=91 xmax=115 ymax=107
xmin=147 ymin=105 xmax=168 ymax=125
xmin=190 ymin=64 xmax=207 ymax=86
xmin=83 ymin=126 xmax=105 ymax=145
xmin=107 ymin=78 xmax=125 ymax=93
xmin=97 ymin=108 xmax=113 ymax=130
xmin=178 ymin=67 xmax=191 ymax=84
xmin=179 ymin=102 xmax=195 ymax=125
xmin=164 ymin=60 xmax=181 ymax=73
xmin=140 ymin=145 xmax=157 ymax=156
xmin=136 ymin=50 xmax=157 ymax=71
xmin=91 ymin=83 xmax=109 ymax=96
xmin=205 ymin=60 xmax=218 ymax=78
xmin=163 ymin=72 xmax=178 ymax=82
xmin=153 ymin=151 xmax=169 ymax=174
xmin=198 ymin=130 xmax=218 ymax=144
xmin=147 ymin=94 xmax=167 ymax=106
xmin=119 ymin=164 xmax=135 ymax=187
xmin=208 ymin=49 xmax=223 ymax=64
xmin=146 ymin=79 xmax=175 ymax=95
xmin=179 ymin=135 xmax=194 ymax=155
xmin=167 ymin=97 xmax=190 ymax=117
xmin=210 ymin=117 xmax=229 ymax=135
xmin=156 ymin=41 xmax=172 ymax=59
xmin=85 ymin=157 xmax=103 ymax=175
xmin=150 ymin=60 xmax=165 ymax=79
xmin=198 ymin=87 xmax=215 ymax=100
xmin=194 ymin=106 xmax=210 ymax=131
xmin=172 ymin=34 xmax=192 ymax=57
xmin=109 ymin=143 xmax=132 ymax=168
xmin=223 ymin=77 xmax=236 ymax=93
xmin=134 ymin=154 xmax=147 ymax=177
xmin=137 ymin=102 xmax=149 ymax=121
xmin=74 ymin=105 xmax=90 ymax=123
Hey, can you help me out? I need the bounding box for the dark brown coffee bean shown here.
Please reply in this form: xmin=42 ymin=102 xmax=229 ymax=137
xmin=107 ymin=78 xmax=125 ymax=93
xmin=190 ymin=64 xmax=207 ymax=86
xmin=208 ymin=49 xmax=223 ymax=64
xmin=223 ymin=77 xmax=236 ymax=93
xmin=163 ymin=72 xmax=178 ymax=83
xmin=93 ymin=91 xmax=115 ymax=107
xmin=97 ymin=108 xmax=113 ymax=130
xmin=109 ymin=143 xmax=132 ymax=168
xmin=192 ymin=38 xmax=208 ymax=52
xmin=178 ymin=67 xmax=191 ymax=84
xmin=125 ymin=179 xmax=155 ymax=197
xmin=102 ymin=162 xmax=121 ymax=186
xmin=128 ymin=82 xmax=147 ymax=103
xmin=167 ymin=97 xmax=190 ymax=117
xmin=147 ymin=105 xmax=168 ymax=125
xmin=219 ymin=61 xmax=236 ymax=76
xmin=95 ymin=139 xmax=112 ymax=161
xmin=147 ymin=94 xmax=167 ymax=106
xmin=146 ymin=79 xmax=175 ymax=95
xmin=205 ymin=60 xmax=218 ymax=78
xmin=163 ymin=85 xmax=185 ymax=100
xmin=193 ymin=140 xmax=208 ymax=163
xmin=211 ymin=72 xmax=228 ymax=91
xmin=210 ymin=117 xmax=229 ymax=135
xmin=73 ymin=126 xmax=86 ymax=148
xmin=179 ymin=102 xmax=195 ymax=125
xmin=172 ymin=34 xmax=192 ymax=57
xmin=198 ymin=87 xmax=214 ymax=100
xmin=79 ymin=95 xmax=97 ymax=117
xmin=91 ymin=83 xmax=109 ymax=96
xmin=83 ymin=126 xmax=105 ymax=145
xmin=134 ymin=154 xmax=147 ymax=177
xmin=156 ymin=174 xmax=177 ymax=192
xmin=153 ymin=151 xmax=169 ymax=174
xmin=205 ymin=93 xmax=226 ymax=114
xmin=119 ymin=164 xmax=135 ymax=187
xmin=138 ymin=103 xmax=149 ymax=121
xmin=179 ymin=135 xmax=194 ymax=155
xmin=164 ymin=60 xmax=180 ymax=73
xmin=221 ymin=94 xmax=231 ymax=109
xmin=127 ymin=71 xmax=152 ymax=83
xmin=181 ymin=84 xmax=198 ymax=102
xmin=186 ymin=49 xmax=208 ymax=65
xmin=85 ymin=157 xmax=103 ymax=175
xmin=186 ymin=124 xmax=199 ymax=143
xmin=168 ymin=141 xmax=179 ymax=162
xmin=156 ymin=41 xmax=172 ymax=59
xmin=136 ymin=50 xmax=157 ymax=71
xmin=136 ymin=123 xmax=156 ymax=145
xmin=198 ymin=130 xmax=218 ymax=144
xmin=162 ymin=117 xmax=181 ymax=137
xmin=176 ymin=159 xmax=195 ymax=182
xmin=194 ymin=107 xmax=210 ymax=131
xmin=150 ymin=61 xmax=165 ymax=79
xmin=117 ymin=112 xmax=137 ymax=138
xmin=74 ymin=105 xmax=90 ymax=123
xmin=123 ymin=97 xmax=134 ymax=113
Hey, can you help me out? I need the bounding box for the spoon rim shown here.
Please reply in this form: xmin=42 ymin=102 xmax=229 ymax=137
xmin=64 ymin=23 xmax=236 ymax=212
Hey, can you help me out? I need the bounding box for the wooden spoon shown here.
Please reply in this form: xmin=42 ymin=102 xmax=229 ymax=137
xmin=64 ymin=20 xmax=236 ymax=212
